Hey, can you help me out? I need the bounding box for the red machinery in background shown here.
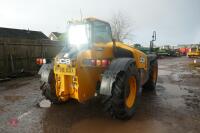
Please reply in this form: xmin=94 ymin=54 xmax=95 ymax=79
xmin=179 ymin=47 xmax=190 ymax=56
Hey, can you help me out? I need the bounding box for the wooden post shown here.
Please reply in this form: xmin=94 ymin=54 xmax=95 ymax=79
xmin=3 ymin=41 xmax=8 ymax=74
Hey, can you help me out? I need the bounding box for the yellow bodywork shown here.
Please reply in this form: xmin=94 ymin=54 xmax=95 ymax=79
xmin=54 ymin=42 xmax=148 ymax=102
xmin=187 ymin=48 xmax=200 ymax=57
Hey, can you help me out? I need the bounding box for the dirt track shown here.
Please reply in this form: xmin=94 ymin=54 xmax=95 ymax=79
xmin=0 ymin=57 xmax=200 ymax=133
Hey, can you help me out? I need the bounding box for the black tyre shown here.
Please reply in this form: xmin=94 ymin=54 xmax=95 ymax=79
xmin=40 ymin=82 xmax=61 ymax=104
xmin=103 ymin=61 xmax=141 ymax=120
xmin=40 ymin=73 xmax=61 ymax=104
xmin=143 ymin=60 xmax=158 ymax=90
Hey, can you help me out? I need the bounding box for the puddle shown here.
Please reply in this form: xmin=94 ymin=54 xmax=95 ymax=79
xmin=178 ymin=71 xmax=193 ymax=75
xmin=7 ymin=82 xmax=30 ymax=90
xmin=156 ymin=83 xmax=189 ymax=108
xmin=170 ymin=74 xmax=182 ymax=82
xmin=4 ymin=95 xmax=25 ymax=102
xmin=158 ymin=65 xmax=169 ymax=69
xmin=182 ymin=87 xmax=200 ymax=111
xmin=158 ymin=70 xmax=171 ymax=76
xmin=69 ymin=118 xmax=168 ymax=133
xmin=180 ymin=74 xmax=200 ymax=78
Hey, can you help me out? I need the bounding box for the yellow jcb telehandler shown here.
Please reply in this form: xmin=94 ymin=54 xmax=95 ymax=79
xmin=38 ymin=18 xmax=158 ymax=119
xmin=187 ymin=45 xmax=200 ymax=58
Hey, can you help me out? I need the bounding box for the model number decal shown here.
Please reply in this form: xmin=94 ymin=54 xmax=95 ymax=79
xmin=140 ymin=56 xmax=145 ymax=64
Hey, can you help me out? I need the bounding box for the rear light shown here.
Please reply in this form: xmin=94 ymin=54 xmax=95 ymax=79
xmin=36 ymin=58 xmax=46 ymax=65
xmin=96 ymin=60 xmax=101 ymax=66
xmin=91 ymin=59 xmax=96 ymax=66
xmin=39 ymin=58 xmax=43 ymax=64
xmin=36 ymin=58 xmax=40 ymax=64
xmin=102 ymin=59 xmax=108 ymax=67
xmin=43 ymin=59 xmax=46 ymax=64
xmin=83 ymin=59 xmax=111 ymax=67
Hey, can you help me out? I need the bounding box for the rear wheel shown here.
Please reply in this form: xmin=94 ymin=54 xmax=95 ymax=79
xmin=143 ymin=60 xmax=158 ymax=90
xmin=125 ymin=76 xmax=137 ymax=108
xmin=103 ymin=62 xmax=141 ymax=120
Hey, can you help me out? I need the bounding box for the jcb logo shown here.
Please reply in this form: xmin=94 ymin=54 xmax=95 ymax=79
xmin=59 ymin=58 xmax=71 ymax=64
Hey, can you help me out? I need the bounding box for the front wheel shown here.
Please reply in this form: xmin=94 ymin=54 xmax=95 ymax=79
xmin=103 ymin=61 xmax=141 ymax=120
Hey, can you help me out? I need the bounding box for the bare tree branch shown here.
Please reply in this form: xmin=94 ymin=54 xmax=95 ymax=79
xmin=110 ymin=11 xmax=134 ymax=43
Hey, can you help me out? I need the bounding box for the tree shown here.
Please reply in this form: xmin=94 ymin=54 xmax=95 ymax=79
xmin=110 ymin=12 xmax=134 ymax=43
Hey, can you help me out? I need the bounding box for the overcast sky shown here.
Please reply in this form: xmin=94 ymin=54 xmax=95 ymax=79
xmin=0 ymin=0 xmax=200 ymax=45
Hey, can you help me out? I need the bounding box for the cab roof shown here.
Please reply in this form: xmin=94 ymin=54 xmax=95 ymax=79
xmin=68 ymin=17 xmax=110 ymax=25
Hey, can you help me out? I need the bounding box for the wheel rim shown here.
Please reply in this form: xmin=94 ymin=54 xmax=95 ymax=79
xmin=125 ymin=76 xmax=137 ymax=108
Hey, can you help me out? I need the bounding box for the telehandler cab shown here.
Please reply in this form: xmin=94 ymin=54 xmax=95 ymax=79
xmin=39 ymin=18 xmax=158 ymax=119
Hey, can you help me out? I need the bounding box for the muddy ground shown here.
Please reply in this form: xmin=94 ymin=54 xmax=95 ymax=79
xmin=0 ymin=57 xmax=200 ymax=133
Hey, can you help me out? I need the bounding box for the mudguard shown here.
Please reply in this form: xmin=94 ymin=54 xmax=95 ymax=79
xmin=147 ymin=54 xmax=157 ymax=71
xmin=147 ymin=54 xmax=157 ymax=62
xmin=38 ymin=63 xmax=53 ymax=83
xmin=100 ymin=58 xmax=135 ymax=96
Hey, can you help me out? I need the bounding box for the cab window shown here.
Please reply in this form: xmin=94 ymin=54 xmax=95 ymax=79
xmin=93 ymin=21 xmax=112 ymax=43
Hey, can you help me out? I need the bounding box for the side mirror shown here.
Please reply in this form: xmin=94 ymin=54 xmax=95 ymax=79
xmin=112 ymin=38 xmax=116 ymax=43
xmin=152 ymin=31 xmax=156 ymax=41
xmin=150 ymin=31 xmax=157 ymax=53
